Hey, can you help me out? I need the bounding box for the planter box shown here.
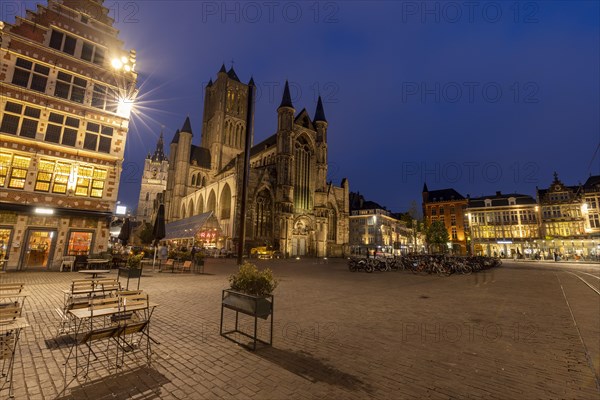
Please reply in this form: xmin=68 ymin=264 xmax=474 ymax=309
xmin=220 ymin=289 xmax=274 ymax=350
xmin=221 ymin=290 xmax=272 ymax=319
xmin=118 ymin=267 xmax=142 ymax=290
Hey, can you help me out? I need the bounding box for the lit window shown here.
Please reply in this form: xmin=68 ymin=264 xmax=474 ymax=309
xmin=0 ymin=153 xmax=11 ymax=187
xmin=52 ymin=162 xmax=70 ymax=194
xmin=45 ymin=113 xmax=79 ymax=146
xmin=35 ymin=160 xmax=55 ymax=192
xmin=75 ymin=166 xmax=93 ymax=196
xmin=0 ymin=101 xmax=41 ymax=138
xmin=12 ymin=58 xmax=49 ymax=92
xmin=8 ymin=155 xmax=31 ymax=189
xmin=91 ymin=168 xmax=107 ymax=198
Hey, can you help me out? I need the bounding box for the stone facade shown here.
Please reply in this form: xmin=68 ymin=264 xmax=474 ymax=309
xmin=135 ymin=133 xmax=168 ymax=224
xmin=163 ymin=67 xmax=349 ymax=257
xmin=0 ymin=0 xmax=137 ymax=270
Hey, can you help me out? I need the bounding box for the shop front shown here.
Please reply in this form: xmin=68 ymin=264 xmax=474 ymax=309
xmin=21 ymin=229 xmax=57 ymax=270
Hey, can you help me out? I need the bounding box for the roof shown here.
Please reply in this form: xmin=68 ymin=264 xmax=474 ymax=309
xmin=279 ymin=81 xmax=293 ymax=109
xmin=171 ymin=129 xmax=180 ymax=144
xmin=313 ymin=96 xmax=327 ymax=123
xmin=294 ymin=109 xmax=315 ymax=130
xmin=189 ymin=145 xmax=211 ymax=169
xmin=181 ymin=116 xmax=193 ymax=135
xmin=583 ymin=175 xmax=600 ymax=191
xmin=227 ymin=67 xmax=240 ymax=82
xmin=425 ymin=188 xmax=465 ymax=202
xmin=468 ymin=193 xmax=537 ymax=208
xmin=250 ymin=134 xmax=277 ymax=157
xmin=164 ymin=211 xmax=221 ymax=240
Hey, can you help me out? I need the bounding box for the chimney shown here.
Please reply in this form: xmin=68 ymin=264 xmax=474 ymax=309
xmin=496 ymin=191 xmax=501 ymax=196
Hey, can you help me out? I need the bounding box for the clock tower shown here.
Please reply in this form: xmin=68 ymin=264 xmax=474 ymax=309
xmin=136 ymin=132 xmax=169 ymax=223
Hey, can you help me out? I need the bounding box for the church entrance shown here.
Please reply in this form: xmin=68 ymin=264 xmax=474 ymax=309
xmin=291 ymin=237 xmax=306 ymax=256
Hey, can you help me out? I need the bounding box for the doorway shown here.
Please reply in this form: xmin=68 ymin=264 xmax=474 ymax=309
xmin=22 ymin=229 xmax=56 ymax=270
xmin=291 ymin=237 xmax=306 ymax=256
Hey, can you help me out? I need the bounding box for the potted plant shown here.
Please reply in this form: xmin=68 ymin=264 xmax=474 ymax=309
xmin=222 ymin=262 xmax=277 ymax=318
xmin=220 ymin=263 xmax=278 ymax=349
xmin=118 ymin=251 xmax=144 ymax=289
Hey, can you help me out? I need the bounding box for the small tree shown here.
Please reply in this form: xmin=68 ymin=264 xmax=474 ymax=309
xmin=426 ymin=221 xmax=449 ymax=254
xmin=138 ymin=223 xmax=154 ymax=245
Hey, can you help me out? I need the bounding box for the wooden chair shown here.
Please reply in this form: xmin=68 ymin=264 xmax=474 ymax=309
xmin=0 ymin=283 xmax=25 ymax=295
xmin=177 ymin=260 xmax=192 ymax=273
xmin=162 ymin=259 xmax=174 ymax=272
xmin=114 ymin=292 xmax=151 ymax=365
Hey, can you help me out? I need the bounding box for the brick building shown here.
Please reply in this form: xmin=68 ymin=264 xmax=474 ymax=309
xmin=422 ymin=184 xmax=468 ymax=254
xmin=0 ymin=0 xmax=137 ymax=270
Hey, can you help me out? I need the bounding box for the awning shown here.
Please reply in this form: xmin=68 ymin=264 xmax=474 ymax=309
xmin=164 ymin=211 xmax=221 ymax=240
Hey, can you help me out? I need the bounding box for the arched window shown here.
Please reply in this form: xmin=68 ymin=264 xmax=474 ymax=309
xmin=219 ymin=184 xmax=232 ymax=219
xmin=191 ymin=175 xmax=196 ymax=186
xmin=201 ymin=176 xmax=206 ymax=187
xmin=145 ymin=192 xmax=149 ymax=201
xmin=188 ymin=199 xmax=194 ymax=217
xmin=255 ymin=190 xmax=273 ymax=239
xmin=181 ymin=203 xmax=187 ymax=219
xmin=327 ymin=206 xmax=337 ymax=241
xmin=197 ymin=194 xmax=204 ymax=214
xmin=294 ymin=137 xmax=312 ymax=211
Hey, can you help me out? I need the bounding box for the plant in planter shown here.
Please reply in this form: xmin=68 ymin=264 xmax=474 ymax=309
xmin=220 ymin=263 xmax=278 ymax=349
xmin=118 ymin=252 xmax=144 ymax=289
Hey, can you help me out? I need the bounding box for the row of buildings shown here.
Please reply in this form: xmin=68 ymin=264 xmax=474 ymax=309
xmin=422 ymin=173 xmax=600 ymax=258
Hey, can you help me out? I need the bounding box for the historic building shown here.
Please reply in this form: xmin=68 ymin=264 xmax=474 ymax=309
xmin=422 ymin=184 xmax=468 ymax=254
xmin=466 ymin=192 xmax=540 ymax=257
xmin=135 ymin=133 xmax=168 ymax=224
xmin=537 ymin=173 xmax=600 ymax=258
xmin=0 ymin=0 xmax=138 ymax=270
xmin=348 ymin=192 xmax=412 ymax=256
xmin=163 ymin=66 xmax=349 ymax=257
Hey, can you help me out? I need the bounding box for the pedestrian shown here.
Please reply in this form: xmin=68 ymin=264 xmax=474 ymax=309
xmin=553 ymin=251 xmax=558 ymax=262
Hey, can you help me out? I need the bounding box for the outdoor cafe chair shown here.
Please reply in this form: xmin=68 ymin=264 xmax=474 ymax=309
xmin=60 ymin=256 xmax=76 ymax=272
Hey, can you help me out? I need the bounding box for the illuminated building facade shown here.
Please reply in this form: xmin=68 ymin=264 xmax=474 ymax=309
xmin=135 ymin=133 xmax=168 ymax=224
xmin=466 ymin=192 xmax=540 ymax=257
xmin=0 ymin=0 xmax=137 ymax=270
xmin=348 ymin=192 xmax=412 ymax=256
xmin=537 ymin=173 xmax=600 ymax=258
xmin=422 ymin=184 xmax=468 ymax=255
xmin=163 ymin=67 xmax=349 ymax=257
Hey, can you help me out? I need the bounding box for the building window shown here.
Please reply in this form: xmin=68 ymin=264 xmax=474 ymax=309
xmin=327 ymin=209 xmax=337 ymax=241
xmin=45 ymin=113 xmax=79 ymax=146
xmin=49 ymin=30 xmax=77 ymax=55
xmin=35 ymin=160 xmax=55 ymax=192
xmin=75 ymin=166 xmax=105 ymax=197
xmin=294 ymin=138 xmax=312 ymax=211
xmin=451 ymin=215 xmax=456 ymax=226
xmin=451 ymin=227 xmax=458 ymax=240
xmin=84 ymin=123 xmax=113 ymax=153
xmin=439 ymin=207 xmax=445 ymax=215
xmin=52 ymin=162 xmax=71 ymax=194
xmin=431 ymin=208 xmax=437 ymax=216
xmin=55 ymin=71 xmax=87 ymax=103
xmin=0 ymin=102 xmax=41 ymax=138
xmin=0 ymin=153 xmax=11 ymax=187
xmin=7 ymin=155 xmax=31 ymax=189
xmin=590 ymin=214 xmax=600 ymax=228
xmin=145 ymin=192 xmax=150 ymax=201
xmin=12 ymin=58 xmax=49 ymax=92
xmin=67 ymin=231 xmax=93 ymax=255
xmin=255 ymin=190 xmax=272 ymax=238
xmin=81 ymin=42 xmax=105 ymax=65
xmin=91 ymin=84 xmax=117 ymax=111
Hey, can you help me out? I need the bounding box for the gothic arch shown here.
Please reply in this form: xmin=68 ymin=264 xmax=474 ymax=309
xmin=188 ymin=199 xmax=195 ymax=217
xmin=191 ymin=174 xmax=196 ymax=186
xmin=207 ymin=190 xmax=216 ymax=213
xmin=294 ymin=136 xmax=314 ymax=211
xmin=327 ymin=202 xmax=338 ymax=241
xmin=219 ymin=183 xmax=232 ymax=220
xmin=181 ymin=203 xmax=187 ymax=219
xmin=201 ymin=176 xmax=206 ymax=187
xmin=196 ymin=194 xmax=204 ymax=214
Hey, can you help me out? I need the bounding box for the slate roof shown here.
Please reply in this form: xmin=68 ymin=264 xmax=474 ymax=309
xmin=425 ymin=188 xmax=465 ymax=202
xmin=468 ymin=193 xmax=537 ymax=208
xmin=189 ymin=145 xmax=211 ymax=169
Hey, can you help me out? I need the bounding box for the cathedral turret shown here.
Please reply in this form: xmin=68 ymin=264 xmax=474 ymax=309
xmin=170 ymin=118 xmax=193 ymax=220
xmin=313 ymin=95 xmax=328 ymax=143
xmin=151 ymin=131 xmax=166 ymax=162
xmin=277 ymin=81 xmax=295 ymax=131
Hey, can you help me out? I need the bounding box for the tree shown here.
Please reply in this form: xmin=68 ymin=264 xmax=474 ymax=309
xmin=425 ymin=221 xmax=449 ymax=253
xmin=137 ymin=222 xmax=154 ymax=245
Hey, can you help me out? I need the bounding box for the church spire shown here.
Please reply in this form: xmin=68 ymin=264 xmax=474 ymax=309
xmin=181 ymin=116 xmax=193 ymax=135
xmin=278 ymin=80 xmax=294 ymax=109
xmin=313 ymin=96 xmax=327 ymax=123
xmin=151 ymin=130 xmax=166 ymax=162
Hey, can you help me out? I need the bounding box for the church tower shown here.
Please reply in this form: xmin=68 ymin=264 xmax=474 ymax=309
xmin=136 ymin=132 xmax=169 ymax=223
xmin=201 ymin=65 xmax=252 ymax=175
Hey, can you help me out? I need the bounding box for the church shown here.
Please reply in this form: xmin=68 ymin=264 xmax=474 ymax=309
xmin=159 ymin=66 xmax=349 ymax=257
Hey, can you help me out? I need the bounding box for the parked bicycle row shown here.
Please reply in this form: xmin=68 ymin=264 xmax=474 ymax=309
xmin=347 ymin=254 xmax=502 ymax=275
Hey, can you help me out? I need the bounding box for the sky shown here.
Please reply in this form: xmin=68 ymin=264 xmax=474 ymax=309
xmin=10 ymin=1 xmax=600 ymax=213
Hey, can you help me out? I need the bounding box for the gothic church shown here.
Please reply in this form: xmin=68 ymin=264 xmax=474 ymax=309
xmin=163 ymin=66 xmax=349 ymax=257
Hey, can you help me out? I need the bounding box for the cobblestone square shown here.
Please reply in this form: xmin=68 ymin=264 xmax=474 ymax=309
xmin=1 ymin=259 xmax=598 ymax=399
